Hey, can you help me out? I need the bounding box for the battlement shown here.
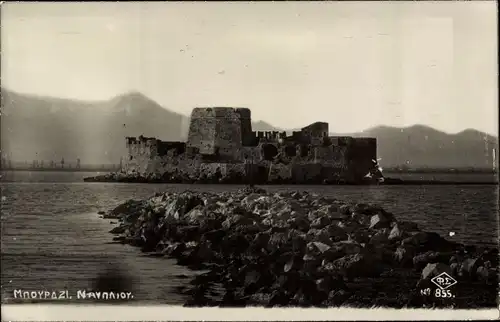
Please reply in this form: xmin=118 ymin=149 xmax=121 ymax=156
xmin=126 ymin=135 xmax=159 ymax=147
xmin=252 ymin=131 xmax=287 ymax=141
xmin=122 ymin=107 xmax=378 ymax=182
xmin=190 ymin=107 xmax=251 ymax=119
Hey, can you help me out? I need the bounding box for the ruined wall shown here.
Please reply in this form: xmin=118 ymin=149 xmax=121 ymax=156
xmin=241 ymin=146 xmax=261 ymax=161
xmin=291 ymin=163 xmax=323 ymax=182
xmin=268 ymin=163 xmax=292 ymax=182
xmin=121 ymin=111 xmax=378 ymax=183
xmin=301 ymin=122 xmax=329 ymax=145
xmin=123 ymin=136 xmax=159 ymax=174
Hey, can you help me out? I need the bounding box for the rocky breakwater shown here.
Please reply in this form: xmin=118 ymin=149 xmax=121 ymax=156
xmin=83 ymin=167 xmax=245 ymax=184
xmin=101 ymin=188 xmax=498 ymax=308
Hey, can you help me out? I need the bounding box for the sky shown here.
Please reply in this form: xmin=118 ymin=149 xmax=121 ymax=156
xmin=2 ymin=1 xmax=498 ymax=135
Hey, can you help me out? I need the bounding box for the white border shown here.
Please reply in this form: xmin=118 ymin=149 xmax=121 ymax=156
xmin=1 ymin=305 xmax=499 ymax=321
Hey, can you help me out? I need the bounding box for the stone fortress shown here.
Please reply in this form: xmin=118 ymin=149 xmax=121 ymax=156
xmin=122 ymin=107 xmax=378 ymax=184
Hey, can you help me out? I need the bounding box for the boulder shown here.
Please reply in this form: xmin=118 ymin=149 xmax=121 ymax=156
xmin=307 ymin=241 xmax=331 ymax=254
xmin=307 ymin=228 xmax=333 ymax=245
xmin=241 ymin=194 xmax=262 ymax=208
xmin=368 ymin=228 xmax=390 ymax=246
xmin=394 ymin=245 xmax=415 ymax=267
xmin=475 ymin=266 xmax=497 ymax=285
xmin=310 ymin=216 xmax=332 ymax=229
xmin=351 ymin=212 xmax=371 ymax=226
xmin=413 ymin=251 xmax=454 ymax=270
xmin=316 ymin=205 xmax=346 ymax=220
xmin=222 ymin=214 xmax=254 ymax=230
xmin=324 ymin=253 xmax=382 ymax=279
xmin=459 ymin=258 xmax=480 ymax=278
xmin=287 ymin=216 xmax=310 ymax=232
xmin=109 ymin=226 xmax=126 ymax=234
xmin=369 ymin=213 xmax=391 ymax=230
xmin=397 ymin=221 xmax=420 ymax=232
xmin=327 ymin=224 xmax=349 ymax=242
xmin=347 ymin=230 xmax=371 ymax=244
xmin=164 ymin=195 xmax=204 ymax=221
xmin=184 ymin=206 xmax=206 ymax=225
xmin=388 ymin=224 xmax=406 ymax=241
xmin=420 ymin=262 xmax=452 ymax=281
xmin=401 ymin=231 xmax=452 ymax=252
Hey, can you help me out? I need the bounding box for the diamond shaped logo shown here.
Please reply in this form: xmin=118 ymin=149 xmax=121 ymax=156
xmin=431 ymin=272 xmax=458 ymax=290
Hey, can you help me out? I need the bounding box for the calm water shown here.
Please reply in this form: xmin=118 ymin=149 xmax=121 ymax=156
xmin=1 ymin=171 xmax=498 ymax=304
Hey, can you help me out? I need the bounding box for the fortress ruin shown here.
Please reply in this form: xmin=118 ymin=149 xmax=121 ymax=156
xmin=122 ymin=107 xmax=378 ymax=184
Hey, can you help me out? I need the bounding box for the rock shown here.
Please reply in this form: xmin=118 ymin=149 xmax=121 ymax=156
xmin=397 ymin=221 xmax=420 ymax=232
xmin=420 ymin=263 xmax=452 ymax=281
xmin=347 ymin=230 xmax=371 ymax=244
xmin=450 ymin=262 xmax=459 ymax=276
xmin=327 ymin=224 xmax=349 ymax=242
xmin=164 ymin=195 xmax=203 ymax=221
xmin=459 ymin=258 xmax=480 ymax=278
xmin=394 ymin=245 xmax=415 ymax=267
xmin=388 ymin=224 xmax=406 ymax=241
xmin=413 ymin=251 xmax=453 ymax=270
xmin=103 ymin=189 xmax=498 ymax=308
xmin=310 ymin=216 xmax=331 ymax=229
xmin=284 ymin=255 xmax=304 ymax=273
xmin=201 ymin=229 xmax=227 ymax=244
xmin=307 ymin=241 xmax=331 ymax=254
xmin=324 ymin=253 xmax=382 ymax=279
xmin=222 ymin=214 xmax=254 ymax=230
xmin=316 ymin=205 xmax=345 ymax=220
xmin=401 ymin=231 xmax=452 ymax=252
xmin=287 ymin=216 xmax=310 ymax=232
xmin=351 ymin=212 xmax=371 ymax=226
xmin=163 ymin=242 xmax=186 ymax=257
xmin=185 ymin=206 xmax=206 ymax=225
xmin=328 ymin=289 xmax=349 ymax=305
xmin=475 ymin=266 xmax=489 ymax=283
xmin=109 ymin=226 xmax=126 ymax=234
xmin=369 ymin=213 xmax=391 ymax=230
xmin=322 ymin=241 xmax=363 ymax=263
xmin=267 ymin=232 xmax=288 ymax=251
xmin=97 ymin=211 xmax=105 ymax=215
xmin=368 ymin=228 xmax=390 ymax=246
xmin=351 ymin=203 xmax=371 ymax=215
xmin=241 ymin=194 xmax=262 ymax=208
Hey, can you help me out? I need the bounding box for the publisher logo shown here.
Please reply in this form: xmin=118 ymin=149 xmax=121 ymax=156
xmin=431 ymin=272 xmax=458 ymax=290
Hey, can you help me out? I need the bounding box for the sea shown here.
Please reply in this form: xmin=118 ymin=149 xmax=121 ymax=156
xmin=1 ymin=170 xmax=498 ymax=304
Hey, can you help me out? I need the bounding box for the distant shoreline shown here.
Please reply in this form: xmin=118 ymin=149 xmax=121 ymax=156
xmin=1 ymin=168 xmax=119 ymax=173
xmin=1 ymin=168 xmax=497 ymax=174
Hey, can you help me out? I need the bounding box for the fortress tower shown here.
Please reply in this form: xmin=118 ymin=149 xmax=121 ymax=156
xmin=186 ymin=107 xmax=252 ymax=160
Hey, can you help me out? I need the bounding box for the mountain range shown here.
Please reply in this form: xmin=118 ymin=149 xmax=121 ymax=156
xmin=1 ymin=89 xmax=498 ymax=169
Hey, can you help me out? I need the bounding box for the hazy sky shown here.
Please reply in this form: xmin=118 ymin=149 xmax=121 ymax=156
xmin=2 ymin=2 xmax=498 ymax=135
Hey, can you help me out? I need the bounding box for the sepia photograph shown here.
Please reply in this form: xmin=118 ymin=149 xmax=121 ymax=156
xmin=1 ymin=1 xmax=498 ymax=320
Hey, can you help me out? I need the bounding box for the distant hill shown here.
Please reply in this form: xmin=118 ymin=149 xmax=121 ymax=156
xmin=1 ymin=89 xmax=498 ymax=169
xmin=1 ymin=89 xmax=186 ymax=165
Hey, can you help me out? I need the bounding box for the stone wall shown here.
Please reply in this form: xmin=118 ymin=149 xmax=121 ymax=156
xmin=301 ymin=122 xmax=329 ymax=145
xmin=123 ymin=136 xmax=158 ymax=174
xmin=268 ymin=163 xmax=292 ymax=182
xmin=348 ymin=137 xmax=377 ymax=180
xmin=235 ymin=108 xmax=253 ymax=147
xmin=186 ymin=110 xmax=217 ymax=155
xmin=121 ymin=109 xmax=378 ymax=183
xmin=187 ymin=107 xmax=251 ymax=161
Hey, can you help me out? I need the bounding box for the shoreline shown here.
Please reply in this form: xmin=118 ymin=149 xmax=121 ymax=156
xmin=83 ymin=173 xmax=498 ymax=185
xmin=98 ymin=187 xmax=498 ymax=308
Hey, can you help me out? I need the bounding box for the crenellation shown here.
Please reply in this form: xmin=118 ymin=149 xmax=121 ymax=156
xmin=121 ymin=107 xmax=378 ymax=183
